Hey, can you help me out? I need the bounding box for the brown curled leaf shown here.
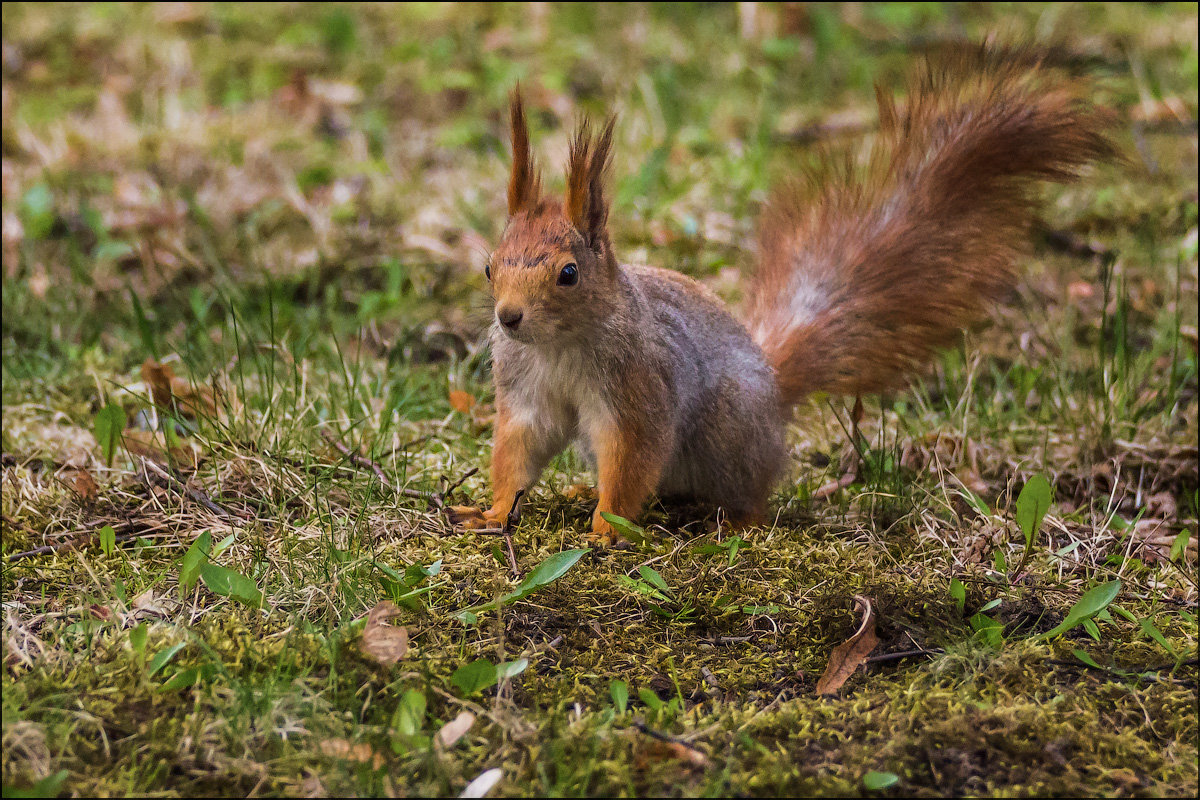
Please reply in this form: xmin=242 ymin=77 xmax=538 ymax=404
xmin=814 ymin=594 xmax=878 ymax=695
xmin=449 ymin=389 xmax=476 ymax=414
xmin=141 ymin=357 xmax=219 ymax=419
xmin=72 ymin=469 xmax=100 ymax=501
xmin=360 ymin=600 xmax=409 ymax=666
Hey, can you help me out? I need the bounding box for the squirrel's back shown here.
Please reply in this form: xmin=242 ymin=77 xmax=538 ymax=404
xmin=744 ymin=43 xmax=1115 ymax=406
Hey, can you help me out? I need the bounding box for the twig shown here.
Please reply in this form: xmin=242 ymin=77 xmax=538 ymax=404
xmin=502 ymin=489 xmax=524 ymax=577
xmin=5 ymin=520 xmax=168 ymax=562
xmin=632 ymin=720 xmax=707 ymax=756
xmin=441 ymin=467 xmax=479 ymax=503
xmin=322 ymin=429 xmax=470 ymax=511
xmin=865 ymin=648 xmax=942 ymax=665
xmin=1049 ymin=655 xmax=1199 ymax=684
xmin=140 ymin=457 xmax=238 ymax=520
xmin=321 ymin=430 xmax=394 ymax=490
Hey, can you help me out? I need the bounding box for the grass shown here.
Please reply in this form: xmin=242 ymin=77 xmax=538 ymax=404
xmin=2 ymin=2 xmax=1198 ymax=797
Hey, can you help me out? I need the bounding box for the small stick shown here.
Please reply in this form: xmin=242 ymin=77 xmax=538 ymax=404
xmin=140 ymin=457 xmax=238 ymax=520
xmin=5 ymin=524 xmax=166 ymax=562
xmin=502 ymin=490 xmax=524 ymax=577
xmin=322 ymin=430 xmax=467 ymax=511
xmin=321 ymin=430 xmax=394 ymax=491
xmin=441 ymin=467 xmax=479 ymax=503
xmin=632 ymin=720 xmax=707 ymax=756
xmin=864 ymin=648 xmax=942 ymax=664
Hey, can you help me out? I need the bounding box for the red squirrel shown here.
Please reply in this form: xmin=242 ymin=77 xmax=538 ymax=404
xmin=448 ymin=44 xmax=1115 ymax=546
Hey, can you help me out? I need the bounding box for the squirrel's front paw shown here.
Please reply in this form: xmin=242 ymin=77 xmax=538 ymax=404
xmin=446 ymin=505 xmax=507 ymax=530
xmin=585 ymin=516 xmax=631 ymax=549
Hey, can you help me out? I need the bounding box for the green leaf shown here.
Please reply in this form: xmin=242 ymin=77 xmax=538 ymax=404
xmin=638 ymin=687 xmax=664 ymax=711
xmin=460 ymin=549 xmax=591 ymax=616
xmin=1036 ymin=580 xmax=1122 ymax=640
xmin=949 ymin=578 xmax=966 ymax=613
xmin=451 ymin=659 xmax=498 ymax=695
xmin=863 ymin=770 xmax=900 ymax=790
xmin=1072 ymin=648 xmax=1102 ymax=669
xmin=969 ymin=613 xmax=1004 ymax=648
xmin=978 ymin=598 xmax=1002 ymax=613
xmin=1170 ymin=529 xmax=1191 ymax=563
xmin=496 ymin=658 xmax=528 ymax=681
xmin=148 ymin=642 xmax=187 ymax=676
xmin=19 ymin=183 xmax=55 ymax=239
xmin=600 ymin=512 xmax=648 ymax=546
xmin=159 ymin=666 xmax=201 ymax=691
xmin=610 ymin=680 xmax=628 ymax=714
xmin=1082 ymin=617 xmax=1101 ymax=641
xmin=392 ymin=689 xmax=426 ymax=737
xmin=129 ymin=622 xmax=148 ymax=655
xmin=1015 ymin=474 xmax=1053 ymax=548
xmin=992 ymin=549 xmax=1006 ymax=572
xmin=98 ymin=524 xmax=116 ymax=556
xmin=199 ymin=562 xmax=264 ymax=607
xmin=637 ymin=566 xmax=670 ymax=595
xmin=94 ymin=404 xmax=126 ymax=467
xmin=1139 ymin=619 xmax=1177 ymax=658
xmin=179 ymin=531 xmax=212 ymax=596
xmin=4 ymin=768 xmax=69 ymax=798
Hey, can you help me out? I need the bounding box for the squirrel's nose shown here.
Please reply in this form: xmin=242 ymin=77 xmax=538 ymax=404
xmin=497 ymin=306 xmax=523 ymax=330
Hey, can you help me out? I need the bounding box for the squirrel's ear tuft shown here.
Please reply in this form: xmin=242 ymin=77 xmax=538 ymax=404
xmin=565 ymin=114 xmax=616 ymax=248
xmin=508 ymin=88 xmax=542 ymax=216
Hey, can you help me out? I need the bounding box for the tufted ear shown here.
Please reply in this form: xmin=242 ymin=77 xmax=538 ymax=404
xmin=507 ymin=88 xmax=542 ymax=216
xmin=564 ymin=114 xmax=616 ymax=249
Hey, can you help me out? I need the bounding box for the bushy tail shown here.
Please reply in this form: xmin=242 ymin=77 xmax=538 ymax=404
xmin=745 ymin=43 xmax=1115 ymax=407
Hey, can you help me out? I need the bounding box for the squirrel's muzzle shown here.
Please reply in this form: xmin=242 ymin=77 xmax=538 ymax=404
xmin=496 ymin=305 xmax=524 ymax=331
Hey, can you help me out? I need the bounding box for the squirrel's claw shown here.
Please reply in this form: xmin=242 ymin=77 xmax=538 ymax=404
xmin=447 ymin=504 xmax=511 ymax=530
xmin=585 ymin=517 xmax=631 ymax=549
xmin=446 ymin=505 xmax=486 ymax=528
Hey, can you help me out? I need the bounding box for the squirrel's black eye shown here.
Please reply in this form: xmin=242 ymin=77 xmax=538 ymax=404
xmin=485 ymin=264 xmax=491 ymax=281
xmin=557 ymin=263 xmax=579 ymax=286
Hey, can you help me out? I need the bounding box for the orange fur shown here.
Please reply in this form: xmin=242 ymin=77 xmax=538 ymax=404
xmin=745 ymin=43 xmax=1115 ymax=405
xmin=590 ymin=420 xmax=669 ymax=545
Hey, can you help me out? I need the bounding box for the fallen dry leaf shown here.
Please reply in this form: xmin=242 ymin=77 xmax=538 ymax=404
xmin=71 ymin=469 xmax=100 ymax=501
xmin=141 ymin=357 xmax=219 ymax=419
xmin=449 ymin=389 xmax=476 ymax=414
xmin=319 ymin=738 xmax=385 ymax=770
xmin=121 ymin=428 xmax=202 ymax=469
xmin=435 ymin=711 xmax=475 ymax=749
xmin=814 ymin=595 xmax=878 ymax=695
xmin=360 ymin=601 xmax=408 ymax=666
xmin=635 ymin=739 xmax=709 ymax=771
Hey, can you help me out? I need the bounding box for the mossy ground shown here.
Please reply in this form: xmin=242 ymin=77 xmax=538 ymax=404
xmin=2 ymin=3 xmax=1197 ymax=797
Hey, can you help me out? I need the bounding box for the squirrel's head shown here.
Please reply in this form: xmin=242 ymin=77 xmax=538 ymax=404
xmin=486 ymin=89 xmax=619 ymax=347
